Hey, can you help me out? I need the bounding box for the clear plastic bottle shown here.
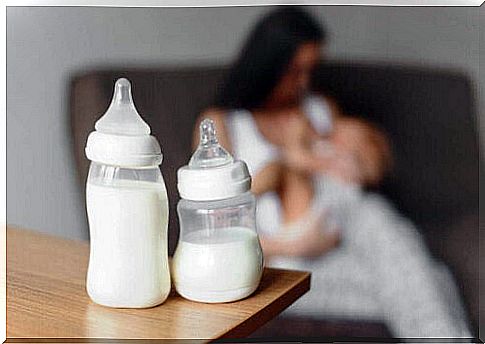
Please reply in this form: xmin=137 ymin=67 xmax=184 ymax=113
xmin=85 ymin=78 xmax=170 ymax=308
xmin=172 ymin=119 xmax=264 ymax=303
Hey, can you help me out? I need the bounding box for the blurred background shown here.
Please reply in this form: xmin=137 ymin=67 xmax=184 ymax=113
xmin=7 ymin=6 xmax=482 ymax=240
xmin=6 ymin=5 xmax=483 ymax=338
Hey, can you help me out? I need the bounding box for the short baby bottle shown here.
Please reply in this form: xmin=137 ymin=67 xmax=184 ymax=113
xmin=172 ymin=119 xmax=264 ymax=303
xmin=84 ymin=78 xmax=171 ymax=308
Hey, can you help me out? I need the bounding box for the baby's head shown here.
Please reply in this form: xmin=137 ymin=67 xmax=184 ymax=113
xmin=332 ymin=118 xmax=370 ymax=153
xmin=330 ymin=118 xmax=392 ymax=186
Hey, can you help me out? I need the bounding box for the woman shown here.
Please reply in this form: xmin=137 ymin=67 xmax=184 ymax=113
xmin=194 ymin=7 xmax=471 ymax=338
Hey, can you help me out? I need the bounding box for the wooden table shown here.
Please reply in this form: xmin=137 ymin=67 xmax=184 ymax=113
xmin=6 ymin=227 xmax=310 ymax=342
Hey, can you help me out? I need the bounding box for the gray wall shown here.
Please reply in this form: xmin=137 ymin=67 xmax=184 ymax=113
xmin=7 ymin=6 xmax=482 ymax=240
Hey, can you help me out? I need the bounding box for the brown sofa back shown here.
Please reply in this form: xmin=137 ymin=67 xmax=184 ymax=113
xmin=70 ymin=63 xmax=480 ymax=254
xmin=70 ymin=67 xmax=225 ymax=252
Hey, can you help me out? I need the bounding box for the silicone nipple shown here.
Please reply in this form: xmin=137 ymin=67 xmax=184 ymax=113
xmin=189 ymin=119 xmax=233 ymax=168
xmin=95 ymin=78 xmax=151 ymax=136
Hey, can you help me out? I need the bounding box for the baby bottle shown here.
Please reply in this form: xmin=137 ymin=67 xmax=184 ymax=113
xmin=172 ymin=119 xmax=264 ymax=303
xmin=84 ymin=78 xmax=171 ymax=308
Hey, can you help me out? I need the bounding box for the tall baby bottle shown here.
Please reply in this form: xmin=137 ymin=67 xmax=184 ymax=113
xmin=172 ymin=119 xmax=264 ymax=303
xmin=84 ymin=78 xmax=171 ymax=308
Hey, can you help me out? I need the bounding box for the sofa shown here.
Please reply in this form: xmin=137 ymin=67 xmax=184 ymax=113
xmin=70 ymin=62 xmax=481 ymax=339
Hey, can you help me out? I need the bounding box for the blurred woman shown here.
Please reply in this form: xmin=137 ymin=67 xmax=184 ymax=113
xmin=194 ymin=7 xmax=470 ymax=338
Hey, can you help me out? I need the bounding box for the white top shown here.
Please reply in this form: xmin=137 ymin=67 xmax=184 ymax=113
xmin=225 ymin=94 xmax=335 ymax=235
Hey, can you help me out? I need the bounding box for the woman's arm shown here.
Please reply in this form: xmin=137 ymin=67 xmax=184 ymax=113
xmin=251 ymin=161 xmax=284 ymax=196
xmin=193 ymin=109 xmax=284 ymax=196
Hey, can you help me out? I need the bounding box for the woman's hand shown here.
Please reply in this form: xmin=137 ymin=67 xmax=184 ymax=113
xmin=281 ymin=145 xmax=328 ymax=175
xmin=281 ymin=138 xmax=365 ymax=185
xmin=276 ymin=113 xmax=332 ymax=175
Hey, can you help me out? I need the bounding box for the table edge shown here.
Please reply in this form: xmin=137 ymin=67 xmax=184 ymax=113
xmin=214 ymin=270 xmax=311 ymax=340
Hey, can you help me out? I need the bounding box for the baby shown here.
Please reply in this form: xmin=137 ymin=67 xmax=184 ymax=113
xmin=317 ymin=117 xmax=391 ymax=185
xmin=264 ymin=110 xmax=392 ymax=258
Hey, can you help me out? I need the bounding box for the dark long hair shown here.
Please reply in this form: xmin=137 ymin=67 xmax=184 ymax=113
xmin=213 ymin=7 xmax=327 ymax=110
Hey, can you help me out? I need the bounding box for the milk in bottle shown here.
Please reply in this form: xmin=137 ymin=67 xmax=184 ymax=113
xmin=85 ymin=78 xmax=170 ymax=308
xmin=172 ymin=119 xmax=264 ymax=303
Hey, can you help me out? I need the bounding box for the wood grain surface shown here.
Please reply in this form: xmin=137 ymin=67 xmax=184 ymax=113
xmin=6 ymin=227 xmax=310 ymax=342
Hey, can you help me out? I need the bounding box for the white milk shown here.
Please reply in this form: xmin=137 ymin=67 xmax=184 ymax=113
xmin=172 ymin=226 xmax=263 ymax=303
xmin=86 ymin=179 xmax=171 ymax=308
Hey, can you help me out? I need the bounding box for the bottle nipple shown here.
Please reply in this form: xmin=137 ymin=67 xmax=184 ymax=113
xmin=95 ymin=78 xmax=151 ymax=136
xmin=189 ymin=118 xmax=233 ymax=168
